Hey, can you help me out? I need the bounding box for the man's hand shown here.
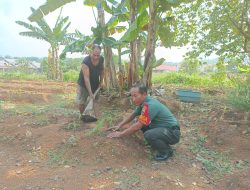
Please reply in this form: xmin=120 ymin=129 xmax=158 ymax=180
xmin=90 ymin=93 xmax=95 ymax=100
xmin=107 ymin=131 xmax=122 ymax=138
xmin=107 ymin=125 xmax=121 ymax=132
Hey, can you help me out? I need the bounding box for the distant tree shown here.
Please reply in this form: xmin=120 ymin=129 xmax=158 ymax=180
xmin=179 ymin=58 xmax=201 ymax=75
xmin=16 ymin=58 xmax=30 ymax=73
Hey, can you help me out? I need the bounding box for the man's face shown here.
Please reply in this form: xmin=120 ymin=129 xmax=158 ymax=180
xmin=130 ymin=87 xmax=146 ymax=106
xmin=91 ymin=48 xmax=101 ymax=62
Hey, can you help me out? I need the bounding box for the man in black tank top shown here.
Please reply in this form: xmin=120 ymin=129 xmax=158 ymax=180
xmin=76 ymin=45 xmax=104 ymax=118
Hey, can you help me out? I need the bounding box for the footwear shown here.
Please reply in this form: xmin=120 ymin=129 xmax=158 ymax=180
xmin=154 ymin=150 xmax=173 ymax=161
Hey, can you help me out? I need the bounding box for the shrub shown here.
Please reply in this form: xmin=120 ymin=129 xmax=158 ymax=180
xmin=63 ymin=70 xmax=78 ymax=82
xmin=152 ymin=72 xmax=220 ymax=87
xmin=228 ymin=77 xmax=250 ymax=110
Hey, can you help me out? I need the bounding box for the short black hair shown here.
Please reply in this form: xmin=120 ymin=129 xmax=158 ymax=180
xmin=92 ymin=44 xmax=102 ymax=51
xmin=132 ymin=82 xmax=147 ymax=94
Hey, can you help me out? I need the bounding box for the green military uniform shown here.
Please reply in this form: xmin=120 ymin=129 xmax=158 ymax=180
xmin=133 ymin=96 xmax=180 ymax=158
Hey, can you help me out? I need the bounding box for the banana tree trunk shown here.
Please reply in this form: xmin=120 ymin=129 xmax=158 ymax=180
xmin=142 ymin=0 xmax=157 ymax=88
xmin=128 ymin=0 xmax=138 ymax=87
xmin=97 ymin=3 xmax=117 ymax=89
xmin=47 ymin=49 xmax=53 ymax=79
xmin=55 ymin=47 xmax=59 ymax=80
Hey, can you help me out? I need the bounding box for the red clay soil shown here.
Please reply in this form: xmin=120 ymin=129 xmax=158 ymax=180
xmin=0 ymin=79 xmax=249 ymax=190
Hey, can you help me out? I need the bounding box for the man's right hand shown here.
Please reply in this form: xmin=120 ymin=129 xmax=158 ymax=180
xmin=106 ymin=125 xmax=121 ymax=132
xmin=90 ymin=93 xmax=95 ymax=100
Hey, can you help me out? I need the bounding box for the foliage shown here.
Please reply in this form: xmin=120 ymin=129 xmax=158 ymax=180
xmin=16 ymin=7 xmax=75 ymax=80
xmin=60 ymin=58 xmax=82 ymax=72
xmin=152 ymin=72 xmax=232 ymax=87
xmin=28 ymin=0 xmax=76 ymax=22
xmin=174 ymin=0 xmax=250 ymax=63
xmin=63 ymin=70 xmax=79 ymax=82
xmin=228 ymin=77 xmax=250 ymax=110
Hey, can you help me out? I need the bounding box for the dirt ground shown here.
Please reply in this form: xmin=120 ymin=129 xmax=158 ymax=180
xmin=0 ymin=79 xmax=249 ymax=190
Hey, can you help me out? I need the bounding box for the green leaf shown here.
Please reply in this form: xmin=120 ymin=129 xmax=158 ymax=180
xmin=106 ymin=0 xmax=119 ymax=6
xmin=152 ymin=58 xmax=166 ymax=68
xmin=121 ymin=49 xmax=130 ymax=55
xmin=28 ymin=0 xmax=76 ymax=22
xmin=102 ymin=37 xmax=117 ymax=46
xmin=119 ymin=10 xmax=148 ymax=42
xmin=60 ymin=35 xmax=92 ymax=58
xmin=84 ymin=0 xmax=101 ymax=6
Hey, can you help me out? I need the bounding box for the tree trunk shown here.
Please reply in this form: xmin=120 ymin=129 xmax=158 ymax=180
xmin=129 ymin=0 xmax=138 ymax=87
xmin=55 ymin=47 xmax=60 ymax=80
xmin=97 ymin=3 xmax=117 ymax=89
xmin=142 ymin=0 xmax=157 ymax=88
xmin=47 ymin=49 xmax=53 ymax=79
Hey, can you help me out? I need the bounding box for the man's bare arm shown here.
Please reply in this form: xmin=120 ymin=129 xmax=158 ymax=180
xmin=82 ymin=64 xmax=94 ymax=99
xmin=100 ymin=67 xmax=104 ymax=87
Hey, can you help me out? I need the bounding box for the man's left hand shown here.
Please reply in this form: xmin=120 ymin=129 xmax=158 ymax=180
xmin=107 ymin=131 xmax=122 ymax=138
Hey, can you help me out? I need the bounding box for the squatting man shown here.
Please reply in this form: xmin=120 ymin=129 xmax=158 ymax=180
xmin=107 ymin=83 xmax=180 ymax=161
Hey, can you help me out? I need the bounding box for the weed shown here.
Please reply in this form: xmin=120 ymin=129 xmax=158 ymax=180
xmin=190 ymin=134 xmax=234 ymax=177
xmin=196 ymin=151 xmax=233 ymax=174
xmin=66 ymin=135 xmax=77 ymax=147
xmin=87 ymin=111 xmax=117 ymax=136
xmin=228 ymin=79 xmax=250 ymax=110
xmin=64 ymin=120 xmax=81 ymax=131
xmin=190 ymin=136 xmax=207 ymax=154
xmin=32 ymin=115 xmax=50 ymax=127
xmin=48 ymin=149 xmax=64 ymax=164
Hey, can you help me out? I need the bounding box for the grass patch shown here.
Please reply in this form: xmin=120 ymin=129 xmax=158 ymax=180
xmin=0 ymin=135 xmax=15 ymax=143
xmin=48 ymin=149 xmax=64 ymax=165
xmin=0 ymin=72 xmax=46 ymax=80
xmin=32 ymin=115 xmax=50 ymax=127
xmin=87 ymin=111 xmax=117 ymax=136
xmin=64 ymin=120 xmax=82 ymax=131
xmin=15 ymin=104 xmax=42 ymax=115
xmin=190 ymin=135 xmax=234 ymax=177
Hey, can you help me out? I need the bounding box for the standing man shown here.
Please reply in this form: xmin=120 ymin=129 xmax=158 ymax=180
xmin=76 ymin=44 xmax=104 ymax=119
xmin=107 ymin=83 xmax=180 ymax=161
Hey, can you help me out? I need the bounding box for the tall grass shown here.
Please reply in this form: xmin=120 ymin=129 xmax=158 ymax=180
xmin=228 ymin=79 xmax=250 ymax=110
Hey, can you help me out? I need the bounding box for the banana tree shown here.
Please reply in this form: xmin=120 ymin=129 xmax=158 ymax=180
xmin=17 ymin=8 xmax=74 ymax=80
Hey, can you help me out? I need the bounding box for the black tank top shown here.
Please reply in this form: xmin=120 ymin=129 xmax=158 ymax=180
xmin=77 ymin=55 xmax=104 ymax=93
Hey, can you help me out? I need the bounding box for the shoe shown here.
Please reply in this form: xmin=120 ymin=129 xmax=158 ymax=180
xmin=154 ymin=150 xmax=173 ymax=161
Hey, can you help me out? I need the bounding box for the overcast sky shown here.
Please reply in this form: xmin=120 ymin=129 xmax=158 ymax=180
xmin=0 ymin=0 xmax=187 ymax=62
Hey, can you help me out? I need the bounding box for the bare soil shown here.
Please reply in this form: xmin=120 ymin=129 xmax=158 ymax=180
xmin=0 ymin=79 xmax=249 ymax=190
